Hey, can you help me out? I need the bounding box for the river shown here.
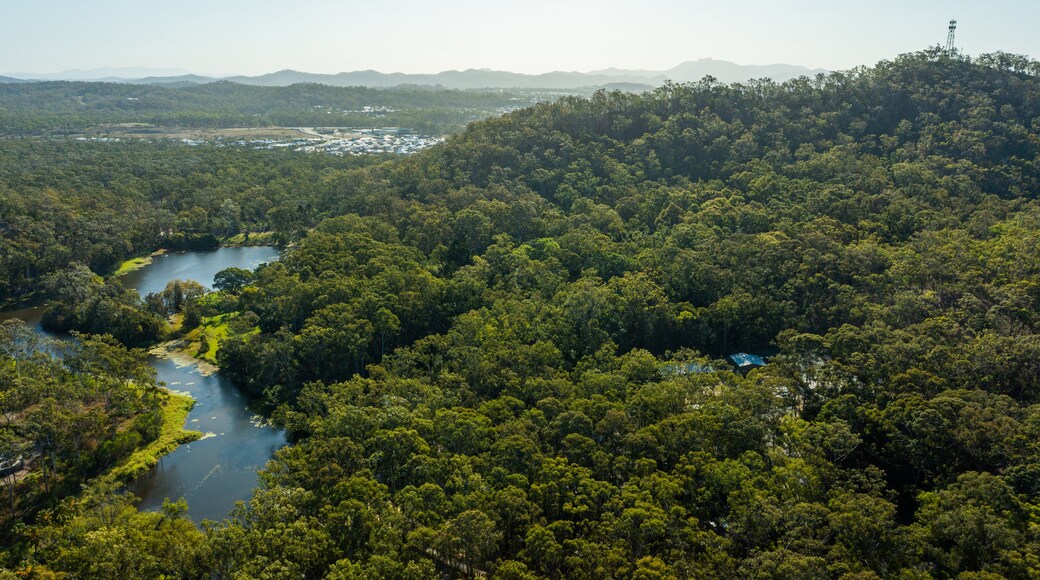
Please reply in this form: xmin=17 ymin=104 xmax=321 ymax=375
xmin=0 ymin=246 xmax=286 ymax=522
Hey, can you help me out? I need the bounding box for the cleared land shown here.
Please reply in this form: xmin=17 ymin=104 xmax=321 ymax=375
xmin=78 ymin=124 xmax=327 ymax=140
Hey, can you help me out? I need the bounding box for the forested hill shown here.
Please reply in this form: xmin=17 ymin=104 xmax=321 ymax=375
xmin=232 ymin=48 xmax=1040 ymax=364
xmin=12 ymin=50 xmax=1040 ymax=577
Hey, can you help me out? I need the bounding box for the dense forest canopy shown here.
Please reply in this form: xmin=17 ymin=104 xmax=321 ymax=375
xmin=0 ymin=81 xmax=531 ymax=135
xmin=4 ymin=50 xmax=1040 ymax=578
xmin=0 ymin=140 xmax=384 ymax=303
xmin=0 ymin=322 xmax=181 ymax=524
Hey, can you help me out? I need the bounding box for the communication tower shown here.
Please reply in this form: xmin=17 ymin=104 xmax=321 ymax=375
xmin=945 ymin=20 xmax=957 ymax=56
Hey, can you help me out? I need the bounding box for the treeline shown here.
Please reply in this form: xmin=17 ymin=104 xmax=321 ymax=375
xmin=0 ymin=139 xmax=381 ymax=303
xmin=0 ymin=81 xmax=528 ymax=135
xmin=0 ymin=322 xmax=169 ymax=531
xmin=9 ymin=50 xmax=1040 ymax=577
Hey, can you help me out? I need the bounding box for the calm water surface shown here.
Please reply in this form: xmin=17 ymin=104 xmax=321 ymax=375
xmin=127 ymin=357 xmax=286 ymax=521
xmin=0 ymin=304 xmax=47 ymax=332
xmin=1 ymin=246 xmax=285 ymax=522
xmin=121 ymin=246 xmax=279 ymax=296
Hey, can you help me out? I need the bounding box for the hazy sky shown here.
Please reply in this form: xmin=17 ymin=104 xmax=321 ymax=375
xmin=3 ymin=0 xmax=1037 ymax=76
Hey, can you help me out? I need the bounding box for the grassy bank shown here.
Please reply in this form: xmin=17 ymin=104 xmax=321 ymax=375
xmin=148 ymin=313 xmax=237 ymax=374
xmin=112 ymin=250 xmax=166 ymax=277
xmin=88 ymin=391 xmax=201 ymax=491
xmin=185 ymin=314 xmax=231 ymax=365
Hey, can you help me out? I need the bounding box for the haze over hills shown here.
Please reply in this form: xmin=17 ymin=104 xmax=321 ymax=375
xmin=3 ymin=59 xmax=828 ymax=89
xmin=8 ymin=66 xmax=195 ymax=81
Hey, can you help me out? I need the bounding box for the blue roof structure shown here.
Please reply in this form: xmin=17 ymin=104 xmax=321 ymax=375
xmin=728 ymin=353 xmax=766 ymax=368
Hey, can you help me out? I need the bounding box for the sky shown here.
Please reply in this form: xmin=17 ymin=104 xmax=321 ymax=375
xmin=2 ymin=0 xmax=1037 ymax=77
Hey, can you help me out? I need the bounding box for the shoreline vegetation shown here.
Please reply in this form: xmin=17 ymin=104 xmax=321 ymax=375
xmin=13 ymin=242 xmax=271 ymax=502
xmin=1 ymin=246 xmax=255 ymax=509
xmin=149 ymin=337 xmax=220 ymax=376
xmin=108 ymin=239 xmax=276 ymax=371
xmin=111 ymin=249 xmax=164 ymax=277
xmin=87 ymin=391 xmax=202 ymax=494
xmin=222 ymin=231 xmax=276 ymax=247
xmin=110 ymin=233 xmax=278 ymax=280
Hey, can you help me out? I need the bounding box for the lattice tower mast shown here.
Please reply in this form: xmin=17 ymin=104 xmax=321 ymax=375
xmin=946 ymin=20 xmax=957 ymax=55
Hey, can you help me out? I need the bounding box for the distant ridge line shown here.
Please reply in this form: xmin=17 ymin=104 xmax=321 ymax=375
xmin=4 ymin=59 xmax=828 ymax=89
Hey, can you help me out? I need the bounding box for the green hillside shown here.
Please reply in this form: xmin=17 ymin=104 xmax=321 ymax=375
xmin=8 ymin=49 xmax=1040 ymax=578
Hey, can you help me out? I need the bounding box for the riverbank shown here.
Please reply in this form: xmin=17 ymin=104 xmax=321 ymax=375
xmin=111 ymin=234 xmax=278 ymax=280
xmin=87 ymin=391 xmax=202 ymax=493
xmin=150 ymin=337 xmax=220 ymax=376
xmin=146 ymin=310 xmax=232 ymax=373
xmin=3 ymin=245 xmax=284 ymax=521
xmin=4 ymin=235 xmax=280 ymax=312
xmin=0 ymin=295 xmax=40 ymax=313
xmin=112 ymin=249 xmax=167 ymax=277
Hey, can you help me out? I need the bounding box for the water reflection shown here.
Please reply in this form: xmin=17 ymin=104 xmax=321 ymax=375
xmin=123 ymin=246 xmax=285 ymax=521
xmin=120 ymin=246 xmax=279 ymax=296
xmin=128 ymin=357 xmax=286 ymax=522
xmin=0 ymin=246 xmax=286 ymax=522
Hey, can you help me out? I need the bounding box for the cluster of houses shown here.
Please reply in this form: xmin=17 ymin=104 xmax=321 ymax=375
xmin=178 ymin=128 xmax=444 ymax=156
xmin=342 ymin=105 xmax=400 ymax=117
xmin=296 ymin=130 xmax=444 ymax=155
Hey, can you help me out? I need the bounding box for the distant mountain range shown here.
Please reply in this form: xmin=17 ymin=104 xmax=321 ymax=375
xmin=3 ymin=59 xmax=828 ymax=89
xmin=6 ymin=66 xmax=194 ymax=81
